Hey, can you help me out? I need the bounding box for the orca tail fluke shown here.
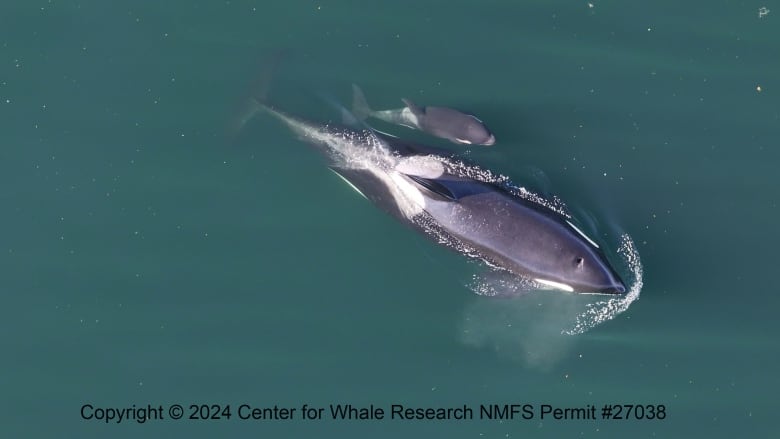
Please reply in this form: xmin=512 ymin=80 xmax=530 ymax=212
xmin=248 ymin=49 xmax=289 ymax=104
xmin=318 ymin=91 xmax=390 ymax=150
xmin=226 ymin=50 xmax=289 ymax=140
xmin=351 ymin=83 xmax=372 ymax=121
xmin=225 ymin=97 xmax=263 ymax=140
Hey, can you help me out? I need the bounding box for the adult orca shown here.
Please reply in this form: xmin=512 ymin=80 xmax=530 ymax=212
xmin=248 ymin=98 xmax=625 ymax=295
xmin=352 ymin=84 xmax=496 ymax=146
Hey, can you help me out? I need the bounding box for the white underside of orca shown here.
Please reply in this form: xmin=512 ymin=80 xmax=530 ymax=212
xmin=398 ymin=107 xmax=420 ymax=128
xmin=533 ymin=278 xmax=575 ymax=292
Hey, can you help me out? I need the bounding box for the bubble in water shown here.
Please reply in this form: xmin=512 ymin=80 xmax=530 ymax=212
xmin=467 ymin=269 xmax=538 ymax=297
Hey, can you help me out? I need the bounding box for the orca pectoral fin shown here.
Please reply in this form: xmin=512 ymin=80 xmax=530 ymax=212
xmin=401 ymin=98 xmax=425 ymax=116
xmin=331 ymin=166 xmax=411 ymax=222
xmin=329 ymin=167 xmax=373 ymax=200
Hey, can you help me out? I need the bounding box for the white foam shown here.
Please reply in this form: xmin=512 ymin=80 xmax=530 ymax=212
xmin=388 ymin=171 xmax=425 ymax=217
xmin=395 ymin=155 xmax=445 ymax=178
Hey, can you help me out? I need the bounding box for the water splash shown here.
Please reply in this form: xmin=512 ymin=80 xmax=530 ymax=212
xmin=563 ymin=234 xmax=643 ymax=335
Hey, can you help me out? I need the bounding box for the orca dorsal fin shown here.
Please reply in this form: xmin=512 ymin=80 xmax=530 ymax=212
xmin=351 ymin=84 xmax=372 ymax=121
xmin=401 ymin=98 xmax=425 ymax=116
xmin=406 ymin=175 xmax=456 ymax=201
xmin=406 ymin=174 xmax=496 ymax=202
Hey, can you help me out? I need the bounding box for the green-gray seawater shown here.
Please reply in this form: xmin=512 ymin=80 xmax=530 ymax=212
xmin=2 ymin=1 xmax=778 ymax=437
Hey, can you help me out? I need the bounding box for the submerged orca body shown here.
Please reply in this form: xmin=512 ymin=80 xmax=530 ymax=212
xmin=252 ymin=99 xmax=625 ymax=295
xmin=352 ymin=84 xmax=496 ymax=146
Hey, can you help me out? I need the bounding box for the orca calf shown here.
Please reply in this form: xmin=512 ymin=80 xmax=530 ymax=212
xmin=352 ymin=84 xmax=496 ymax=146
